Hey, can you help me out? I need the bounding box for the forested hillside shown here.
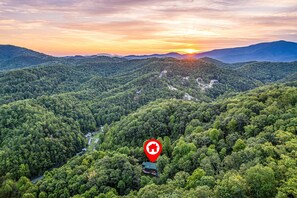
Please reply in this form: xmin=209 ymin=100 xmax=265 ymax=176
xmin=1 ymin=84 xmax=296 ymax=198
xmin=237 ymin=61 xmax=297 ymax=83
xmin=0 ymin=45 xmax=55 ymax=71
xmin=0 ymin=49 xmax=296 ymax=198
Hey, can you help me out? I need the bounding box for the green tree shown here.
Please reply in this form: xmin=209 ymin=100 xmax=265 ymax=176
xmin=215 ymin=171 xmax=248 ymax=198
xmin=277 ymin=174 xmax=297 ymax=198
xmin=233 ymin=139 xmax=246 ymax=152
xmin=172 ymin=171 xmax=190 ymax=188
xmin=208 ymin=128 xmax=221 ymax=143
xmin=227 ymin=118 xmax=237 ymax=132
xmin=162 ymin=136 xmax=173 ymax=157
xmin=245 ymin=164 xmax=276 ymax=198
xmin=22 ymin=193 xmax=35 ymax=198
xmin=186 ymin=168 xmax=206 ymax=188
xmin=18 ymin=164 xmax=30 ymax=178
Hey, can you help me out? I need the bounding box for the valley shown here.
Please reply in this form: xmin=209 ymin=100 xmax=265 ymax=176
xmin=0 ymin=45 xmax=296 ymax=198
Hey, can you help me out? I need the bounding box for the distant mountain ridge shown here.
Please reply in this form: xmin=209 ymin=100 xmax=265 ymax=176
xmin=194 ymin=40 xmax=297 ymax=63
xmin=0 ymin=45 xmax=55 ymax=70
xmin=125 ymin=52 xmax=183 ymax=60
xmin=0 ymin=45 xmax=50 ymax=60
xmin=125 ymin=40 xmax=297 ymax=63
xmin=1 ymin=40 xmax=297 ymax=70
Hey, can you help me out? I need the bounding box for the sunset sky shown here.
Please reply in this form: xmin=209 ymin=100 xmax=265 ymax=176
xmin=1 ymin=0 xmax=297 ymax=56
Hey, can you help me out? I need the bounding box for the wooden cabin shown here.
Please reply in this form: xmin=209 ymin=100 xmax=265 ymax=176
xmin=142 ymin=162 xmax=158 ymax=177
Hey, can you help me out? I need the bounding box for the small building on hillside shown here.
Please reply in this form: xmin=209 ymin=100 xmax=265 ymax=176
xmin=142 ymin=162 xmax=158 ymax=177
xmin=85 ymin=133 xmax=92 ymax=138
xmin=136 ymin=90 xmax=142 ymax=94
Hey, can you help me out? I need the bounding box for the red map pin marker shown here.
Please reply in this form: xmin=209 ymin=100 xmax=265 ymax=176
xmin=144 ymin=139 xmax=162 ymax=163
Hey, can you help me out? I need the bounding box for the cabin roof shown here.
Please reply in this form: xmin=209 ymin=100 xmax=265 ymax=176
xmin=142 ymin=162 xmax=157 ymax=170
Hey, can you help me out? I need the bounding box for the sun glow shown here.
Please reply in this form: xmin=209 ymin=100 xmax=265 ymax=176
xmin=183 ymin=49 xmax=199 ymax=54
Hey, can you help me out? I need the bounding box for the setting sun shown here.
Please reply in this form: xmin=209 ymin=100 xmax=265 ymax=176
xmin=183 ymin=49 xmax=200 ymax=54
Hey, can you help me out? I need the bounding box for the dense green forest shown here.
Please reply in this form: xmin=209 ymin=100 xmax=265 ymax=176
xmin=0 ymin=47 xmax=296 ymax=197
xmin=237 ymin=61 xmax=297 ymax=83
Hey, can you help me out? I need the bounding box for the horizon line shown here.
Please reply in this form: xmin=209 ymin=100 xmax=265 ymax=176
xmin=0 ymin=39 xmax=294 ymax=57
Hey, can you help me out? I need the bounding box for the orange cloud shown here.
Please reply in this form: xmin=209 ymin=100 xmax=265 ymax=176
xmin=0 ymin=0 xmax=297 ymax=55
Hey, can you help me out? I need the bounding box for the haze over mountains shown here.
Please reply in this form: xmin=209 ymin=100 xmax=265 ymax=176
xmin=125 ymin=52 xmax=184 ymax=60
xmin=194 ymin=40 xmax=297 ymax=63
xmin=1 ymin=40 xmax=297 ymax=71
xmin=125 ymin=40 xmax=297 ymax=63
